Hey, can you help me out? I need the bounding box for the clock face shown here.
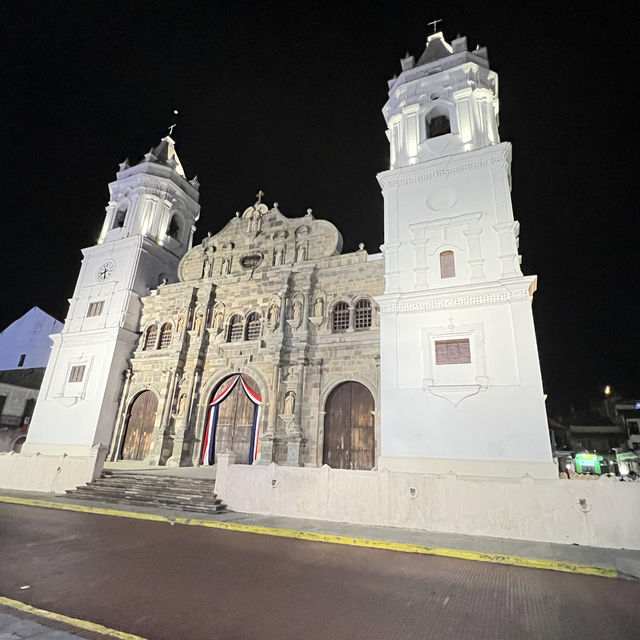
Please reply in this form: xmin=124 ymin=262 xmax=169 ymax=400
xmin=96 ymin=260 xmax=115 ymax=282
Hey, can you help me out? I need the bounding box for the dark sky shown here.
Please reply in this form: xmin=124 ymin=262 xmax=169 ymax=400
xmin=1 ymin=1 xmax=637 ymax=414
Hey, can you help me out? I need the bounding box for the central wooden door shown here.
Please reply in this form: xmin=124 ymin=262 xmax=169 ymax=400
xmin=122 ymin=391 xmax=158 ymax=461
xmin=323 ymin=382 xmax=375 ymax=470
xmin=214 ymin=376 xmax=258 ymax=464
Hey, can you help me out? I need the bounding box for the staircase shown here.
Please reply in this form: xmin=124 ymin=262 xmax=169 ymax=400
xmin=66 ymin=471 xmax=227 ymax=515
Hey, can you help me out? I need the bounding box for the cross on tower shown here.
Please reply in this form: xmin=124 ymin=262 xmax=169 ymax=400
xmin=428 ymin=18 xmax=443 ymax=33
xmin=168 ymin=123 xmax=177 ymax=136
xmin=256 ymin=189 xmax=264 ymax=204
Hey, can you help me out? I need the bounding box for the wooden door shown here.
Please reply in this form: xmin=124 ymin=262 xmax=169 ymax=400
xmin=323 ymin=382 xmax=375 ymax=470
xmin=213 ymin=376 xmax=258 ymax=464
xmin=122 ymin=391 xmax=158 ymax=461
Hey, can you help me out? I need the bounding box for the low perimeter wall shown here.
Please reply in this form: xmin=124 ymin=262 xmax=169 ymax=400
xmin=0 ymin=446 xmax=106 ymax=493
xmin=215 ymin=455 xmax=640 ymax=550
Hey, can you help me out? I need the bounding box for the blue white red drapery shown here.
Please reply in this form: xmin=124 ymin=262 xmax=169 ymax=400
xmin=200 ymin=375 xmax=262 ymax=466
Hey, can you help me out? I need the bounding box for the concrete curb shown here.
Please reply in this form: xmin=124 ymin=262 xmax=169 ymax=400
xmin=0 ymin=494 xmax=620 ymax=579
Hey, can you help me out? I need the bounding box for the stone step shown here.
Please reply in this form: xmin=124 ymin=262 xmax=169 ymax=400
xmin=71 ymin=487 xmax=224 ymax=506
xmin=83 ymin=480 xmax=219 ymax=496
xmin=70 ymin=492 xmax=227 ymax=514
xmin=66 ymin=472 xmax=227 ymax=515
xmin=72 ymin=482 xmax=221 ymax=499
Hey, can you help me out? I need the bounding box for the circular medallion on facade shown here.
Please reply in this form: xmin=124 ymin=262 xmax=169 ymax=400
xmin=426 ymin=187 xmax=458 ymax=211
xmin=240 ymin=253 xmax=263 ymax=269
xmin=96 ymin=260 xmax=116 ymax=282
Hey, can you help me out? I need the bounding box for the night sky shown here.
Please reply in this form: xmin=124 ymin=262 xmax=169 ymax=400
xmin=1 ymin=1 xmax=637 ymax=414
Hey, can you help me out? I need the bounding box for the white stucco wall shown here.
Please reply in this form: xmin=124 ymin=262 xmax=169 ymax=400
xmin=215 ymin=457 xmax=640 ymax=550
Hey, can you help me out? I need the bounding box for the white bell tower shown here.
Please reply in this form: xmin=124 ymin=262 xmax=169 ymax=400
xmin=376 ymin=31 xmax=555 ymax=479
xmin=23 ymin=136 xmax=200 ymax=474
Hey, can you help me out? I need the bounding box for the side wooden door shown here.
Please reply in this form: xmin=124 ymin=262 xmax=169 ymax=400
xmin=121 ymin=391 xmax=158 ymax=461
xmin=323 ymin=382 xmax=375 ymax=470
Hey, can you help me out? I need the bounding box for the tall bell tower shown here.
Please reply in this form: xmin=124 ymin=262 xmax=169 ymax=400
xmin=376 ymin=31 xmax=555 ymax=478
xmin=24 ymin=136 xmax=200 ymax=473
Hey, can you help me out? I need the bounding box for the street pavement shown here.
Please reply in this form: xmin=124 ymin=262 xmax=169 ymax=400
xmin=1 ymin=500 xmax=639 ymax=640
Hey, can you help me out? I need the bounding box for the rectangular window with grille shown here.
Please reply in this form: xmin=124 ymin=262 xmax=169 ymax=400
xmin=68 ymin=365 xmax=86 ymax=383
xmin=332 ymin=304 xmax=350 ymax=332
xmin=354 ymin=303 xmax=372 ymax=329
xmin=87 ymin=301 xmax=104 ymax=317
xmin=230 ymin=322 xmax=244 ymax=342
xmin=246 ymin=319 xmax=261 ymax=340
xmin=435 ymin=339 xmax=471 ymax=365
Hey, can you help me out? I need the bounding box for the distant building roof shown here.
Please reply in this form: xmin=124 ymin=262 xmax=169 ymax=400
xmin=0 ymin=307 xmax=62 ymax=371
xmin=0 ymin=367 xmax=45 ymax=390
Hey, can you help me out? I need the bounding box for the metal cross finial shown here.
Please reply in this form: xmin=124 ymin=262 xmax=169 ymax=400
xmin=256 ymin=189 xmax=264 ymax=204
xmin=168 ymin=123 xmax=177 ymax=136
xmin=428 ymin=18 xmax=443 ymax=33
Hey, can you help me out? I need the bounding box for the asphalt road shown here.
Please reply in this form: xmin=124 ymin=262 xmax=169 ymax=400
xmin=0 ymin=503 xmax=638 ymax=640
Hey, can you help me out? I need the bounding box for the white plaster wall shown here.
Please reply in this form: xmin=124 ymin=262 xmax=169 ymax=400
xmin=0 ymin=446 xmax=106 ymax=493
xmin=215 ymin=458 xmax=640 ymax=550
xmin=377 ymin=291 xmax=551 ymax=470
xmin=0 ymin=307 xmax=62 ymax=370
xmin=22 ymin=327 xmax=138 ymax=456
xmin=380 ymin=144 xmax=519 ymax=296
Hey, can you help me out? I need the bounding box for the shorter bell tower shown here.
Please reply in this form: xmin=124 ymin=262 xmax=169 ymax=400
xmin=23 ymin=136 xmax=200 ymax=479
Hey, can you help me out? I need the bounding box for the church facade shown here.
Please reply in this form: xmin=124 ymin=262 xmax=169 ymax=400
xmin=107 ymin=195 xmax=384 ymax=471
xmin=3 ymin=28 xmax=560 ymax=494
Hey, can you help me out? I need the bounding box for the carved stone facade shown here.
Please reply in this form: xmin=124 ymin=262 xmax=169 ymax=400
xmin=108 ymin=201 xmax=384 ymax=467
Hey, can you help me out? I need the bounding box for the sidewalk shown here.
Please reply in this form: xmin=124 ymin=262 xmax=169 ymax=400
xmin=1 ymin=488 xmax=639 ymax=581
xmin=0 ymin=605 xmax=114 ymax=639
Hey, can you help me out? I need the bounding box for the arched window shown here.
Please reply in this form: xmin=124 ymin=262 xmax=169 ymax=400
xmin=158 ymin=323 xmax=172 ymax=349
xmin=167 ymin=214 xmax=181 ymax=240
xmin=332 ymin=302 xmax=350 ymax=333
xmin=439 ymin=250 xmax=455 ymax=278
xmin=426 ymin=107 xmax=451 ymax=139
xmin=143 ymin=325 xmax=157 ymax=350
xmin=228 ymin=315 xmax=244 ymax=342
xmin=113 ymin=206 xmax=127 ymax=229
xmin=354 ymin=298 xmax=372 ymax=330
xmin=245 ymin=312 xmax=262 ymax=341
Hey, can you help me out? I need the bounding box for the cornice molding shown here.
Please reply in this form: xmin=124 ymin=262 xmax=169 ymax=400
xmin=377 ymin=276 xmax=537 ymax=314
xmin=377 ymin=142 xmax=511 ymax=190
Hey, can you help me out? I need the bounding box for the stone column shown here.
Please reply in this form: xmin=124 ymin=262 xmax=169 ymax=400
xmin=494 ymin=221 xmax=521 ymax=278
xmin=167 ymin=371 xmax=198 ymax=467
xmin=108 ymin=368 xmax=132 ymax=461
xmin=148 ymin=369 xmax=177 ymax=465
xmin=409 ymin=223 xmax=428 ymax=290
xmin=256 ymin=434 xmax=275 ymax=465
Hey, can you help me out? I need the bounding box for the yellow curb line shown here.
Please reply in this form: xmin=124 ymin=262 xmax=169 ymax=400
xmin=0 ymin=495 xmax=618 ymax=579
xmin=0 ymin=594 xmax=149 ymax=640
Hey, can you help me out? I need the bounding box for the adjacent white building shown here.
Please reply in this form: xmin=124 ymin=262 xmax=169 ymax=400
xmin=0 ymin=307 xmax=62 ymax=371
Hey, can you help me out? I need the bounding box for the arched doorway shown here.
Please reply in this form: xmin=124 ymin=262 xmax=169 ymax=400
xmin=121 ymin=391 xmax=158 ymax=461
xmin=323 ymin=381 xmax=375 ymax=470
xmin=201 ymin=374 xmax=262 ymax=466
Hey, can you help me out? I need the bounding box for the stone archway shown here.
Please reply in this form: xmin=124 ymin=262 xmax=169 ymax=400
xmin=121 ymin=390 xmax=158 ymax=461
xmin=323 ymin=381 xmax=375 ymax=470
xmin=201 ymin=374 xmax=262 ymax=465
